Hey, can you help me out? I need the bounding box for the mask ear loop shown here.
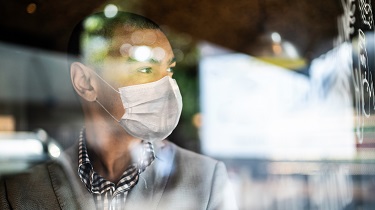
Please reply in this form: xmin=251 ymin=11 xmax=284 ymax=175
xmin=95 ymin=99 xmax=121 ymax=123
xmin=88 ymin=67 xmax=120 ymax=94
xmin=88 ymin=68 xmax=123 ymax=123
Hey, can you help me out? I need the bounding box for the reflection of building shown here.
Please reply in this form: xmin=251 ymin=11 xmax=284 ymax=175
xmin=199 ymin=43 xmax=355 ymax=160
xmin=0 ymin=130 xmax=61 ymax=175
xmin=246 ymin=32 xmax=307 ymax=71
xmin=0 ymin=42 xmax=83 ymax=149
xmin=351 ymin=32 xmax=375 ymax=150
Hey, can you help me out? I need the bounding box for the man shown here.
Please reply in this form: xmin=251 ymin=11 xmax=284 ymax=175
xmin=0 ymin=12 xmax=237 ymax=209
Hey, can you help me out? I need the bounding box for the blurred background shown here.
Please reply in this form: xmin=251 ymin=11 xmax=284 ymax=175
xmin=0 ymin=0 xmax=375 ymax=209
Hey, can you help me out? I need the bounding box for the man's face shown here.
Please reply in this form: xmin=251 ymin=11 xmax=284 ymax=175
xmin=99 ymin=27 xmax=176 ymax=87
xmin=91 ymin=27 xmax=176 ymax=119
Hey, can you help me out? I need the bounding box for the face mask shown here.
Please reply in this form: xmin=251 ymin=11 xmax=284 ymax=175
xmin=94 ymin=73 xmax=183 ymax=142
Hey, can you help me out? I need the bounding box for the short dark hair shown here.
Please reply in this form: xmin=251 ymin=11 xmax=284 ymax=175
xmin=67 ymin=12 xmax=162 ymax=66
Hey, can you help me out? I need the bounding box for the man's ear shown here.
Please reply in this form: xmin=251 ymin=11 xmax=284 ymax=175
xmin=70 ymin=62 xmax=97 ymax=102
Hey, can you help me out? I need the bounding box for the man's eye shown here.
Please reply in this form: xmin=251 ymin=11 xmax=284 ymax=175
xmin=167 ymin=67 xmax=174 ymax=73
xmin=138 ymin=67 xmax=152 ymax=74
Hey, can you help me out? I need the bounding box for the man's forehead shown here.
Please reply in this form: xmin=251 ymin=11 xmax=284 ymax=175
xmin=107 ymin=27 xmax=173 ymax=62
xmin=111 ymin=27 xmax=164 ymax=46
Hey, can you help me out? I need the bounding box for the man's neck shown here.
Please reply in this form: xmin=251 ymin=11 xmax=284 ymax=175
xmin=84 ymin=118 xmax=141 ymax=183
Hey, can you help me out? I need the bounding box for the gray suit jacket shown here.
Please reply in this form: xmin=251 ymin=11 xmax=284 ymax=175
xmin=0 ymin=140 xmax=237 ymax=210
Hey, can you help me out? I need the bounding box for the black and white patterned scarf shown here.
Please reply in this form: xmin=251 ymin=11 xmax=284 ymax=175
xmin=78 ymin=129 xmax=155 ymax=210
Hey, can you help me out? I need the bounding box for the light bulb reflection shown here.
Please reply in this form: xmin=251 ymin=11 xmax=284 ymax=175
xmin=152 ymin=47 xmax=166 ymax=61
xmin=48 ymin=143 xmax=61 ymax=158
xmin=26 ymin=3 xmax=37 ymax=14
xmin=131 ymin=46 xmax=152 ymax=62
xmin=271 ymin=32 xmax=282 ymax=43
xmin=104 ymin=4 xmax=118 ymax=18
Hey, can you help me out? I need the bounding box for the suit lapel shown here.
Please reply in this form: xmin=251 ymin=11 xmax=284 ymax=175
xmin=48 ymin=140 xmax=176 ymax=210
xmin=47 ymin=162 xmax=78 ymax=210
xmin=125 ymin=140 xmax=176 ymax=210
xmin=49 ymin=142 xmax=96 ymax=210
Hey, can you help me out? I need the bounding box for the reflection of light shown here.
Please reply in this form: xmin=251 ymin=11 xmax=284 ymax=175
xmin=152 ymin=47 xmax=166 ymax=61
xmin=48 ymin=143 xmax=61 ymax=158
xmin=283 ymin=41 xmax=299 ymax=59
xmin=104 ymin=4 xmax=118 ymax=18
xmin=84 ymin=17 xmax=101 ymax=32
xmin=0 ymin=115 xmax=15 ymax=131
xmin=144 ymin=31 xmax=157 ymax=44
xmin=83 ymin=36 xmax=108 ymax=64
xmin=0 ymin=139 xmax=43 ymax=158
xmin=120 ymin=43 xmax=132 ymax=57
xmin=248 ymin=32 xmax=306 ymax=69
xmin=199 ymin=52 xmax=355 ymax=159
xmin=131 ymin=31 xmax=144 ymax=44
xmin=36 ymin=129 xmax=48 ymax=142
xmin=272 ymin=44 xmax=282 ymax=55
xmin=271 ymin=32 xmax=281 ymax=43
xmin=26 ymin=3 xmax=37 ymax=14
xmin=173 ymin=49 xmax=184 ymax=62
xmin=131 ymin=46 xmax=152 ymax=61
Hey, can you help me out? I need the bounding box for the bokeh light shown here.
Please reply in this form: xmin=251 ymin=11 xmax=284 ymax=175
xmin=130 ymin=46 xmax=152 ymax=62
xmin=152 ymin=47 xmax=166 ymax=61
xmin=26 ymin=3 xmax=37 ymax=14
xmin=104 ymin=4 xmax=118 ymax=18
xmin=131 ymin=31 xmax=145 ymax=44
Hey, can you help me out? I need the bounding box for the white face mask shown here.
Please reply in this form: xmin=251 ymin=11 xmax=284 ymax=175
xmin=94 ymin=73 xmax=183 ymax=142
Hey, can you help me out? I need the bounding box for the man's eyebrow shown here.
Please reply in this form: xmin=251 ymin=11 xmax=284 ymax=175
xmin=126 ymin=57 xmax=138 ymax=63
xmin=150 ymin=58 xmax=160 ymax=64
xmin=146 ymin=57 xmax=176 ymax=64
xmin=125 ymin=57 xmax=158 ymax=63
xmin=126 ymin=57 xmax=176 ymax=64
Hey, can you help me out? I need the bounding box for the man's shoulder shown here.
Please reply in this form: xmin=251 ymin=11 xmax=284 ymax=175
xmin=1 ymin=161 xmax=54 ymax=185
xmin=160 ymin=140 xmax=219 ymax=166
xmin=156 ymin=140 xmax=224 ymax=182
xmin=0 ymin=160 xmax=68 ymax=190
xmin=148 ymin=140 xmax=237 ymax=210
xmin=1 ymin=158 xmax=84 ymax=210
xmin=0 ymin=161 xmax=67 ymax=209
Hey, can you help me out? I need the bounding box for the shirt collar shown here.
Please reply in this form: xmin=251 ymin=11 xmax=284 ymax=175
xmin=77 ymin=128 xmax=155 ymax=195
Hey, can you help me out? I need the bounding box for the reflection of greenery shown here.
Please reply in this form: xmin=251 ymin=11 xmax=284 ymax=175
xmin=81 ymin=15 xmax=111 ymax=67
xmin=172 ymin=69 xmax=201 ymax=152
xmin=164 ymin=28 xmax=201 ymax=151
xmin=81 ymin=34 xmax=109 ymax=66
xmin=174 ymin=65 xmax=199 ymax=121
xmin=83 ymin=16 xmax=104 ymax=33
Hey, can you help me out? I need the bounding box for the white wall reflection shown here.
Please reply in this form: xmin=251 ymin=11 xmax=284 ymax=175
xmin=199 ymin=42 xmax=354 ymax=159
